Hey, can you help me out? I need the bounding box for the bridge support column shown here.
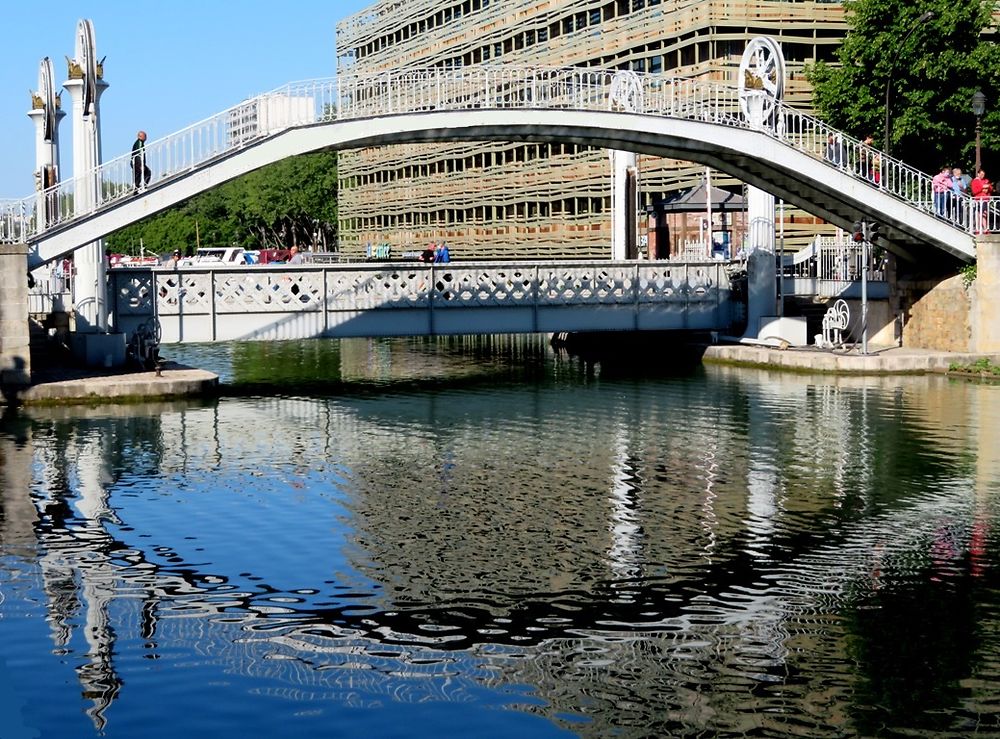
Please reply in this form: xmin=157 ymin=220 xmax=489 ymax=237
xmin=610 ymin=150 xmax=638 ymax=260
xmin=974 ymin=235 xmax=1000 ymax=352
xmin=0 ymin=244 xmax=31 ymax=393
xmin=741 ymin=90 xmax=778 ymax=340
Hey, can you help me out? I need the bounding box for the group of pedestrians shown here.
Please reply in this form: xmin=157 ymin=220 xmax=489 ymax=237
xmin=932 ymin=165 xmax=993 ymax=230
xmin=824 ymin=134 xmax=881 ymax=184
xmin=825 ymin=132 xmax=994 ymax=232
xmin=418 ymin=243 xmax=451 ymax=263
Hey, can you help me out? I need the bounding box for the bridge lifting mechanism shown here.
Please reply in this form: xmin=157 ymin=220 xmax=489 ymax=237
xmin=124 ymin=315 xmax=161 ymax=371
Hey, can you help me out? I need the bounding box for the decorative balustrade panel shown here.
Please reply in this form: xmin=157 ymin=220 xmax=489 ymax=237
xmin=113 ymin=271 xmax=154 ymax=315
xmin=431 ymin=265 xmax=535 ymax=306
xmin=537 ymin=264 xmax=636 ymax=305
xmin=637 ymin=264 xmax=720 ymax=303
xmin=211 ymin=271 xmax=326 ymax=313
xmin=327 ymin=267 xmax=431 ymax=310
xmin=116 ymin=262 xmax=730 ymax=322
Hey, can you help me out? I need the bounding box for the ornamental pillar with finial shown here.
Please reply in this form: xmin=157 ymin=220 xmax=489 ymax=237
xmin=62 ymin=19 xmax=109 ymax=333
xmin=27 ymin=57 xmax=65 ymax=232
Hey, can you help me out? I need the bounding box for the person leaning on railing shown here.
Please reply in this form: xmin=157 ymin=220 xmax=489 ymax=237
xmin=932 ymin=166 xmax=954 ymax=218
xmin=971 ymin=168 xmax=993 ymax=233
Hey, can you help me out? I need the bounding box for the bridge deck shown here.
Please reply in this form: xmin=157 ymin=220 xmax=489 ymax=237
xmin=2 ymin=66 xmax=981 ymax=267
xmin=111 ymin=260 xmax=738 ymax=343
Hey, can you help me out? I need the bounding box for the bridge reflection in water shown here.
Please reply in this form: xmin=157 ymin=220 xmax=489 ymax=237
xmin=1 ymin=338 xmax=999 ymax=736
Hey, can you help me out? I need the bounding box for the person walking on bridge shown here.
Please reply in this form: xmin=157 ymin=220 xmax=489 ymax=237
xmin=131 ymin=130 xmax=151 ymax=193
xmin=824 ymin=134 xmax=846 ymax=170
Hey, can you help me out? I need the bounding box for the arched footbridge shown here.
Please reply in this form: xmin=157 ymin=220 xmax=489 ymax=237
xmin=0 ymin=66 xmax=984 ymax=267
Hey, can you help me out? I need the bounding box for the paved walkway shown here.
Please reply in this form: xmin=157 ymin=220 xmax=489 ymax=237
xmin=704 ymin=343 xmax=1000 ymax=374
xmin=3 ymin=361 xmax=218 ymax=406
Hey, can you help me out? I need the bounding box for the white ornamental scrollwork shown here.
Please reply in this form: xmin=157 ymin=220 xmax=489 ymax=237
xmin=609 ymin=70 xmax=644 ymax=113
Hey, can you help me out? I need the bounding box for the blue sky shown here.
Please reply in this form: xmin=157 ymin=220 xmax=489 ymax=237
xmin=0 ymin=0 xmax=373 ymax=196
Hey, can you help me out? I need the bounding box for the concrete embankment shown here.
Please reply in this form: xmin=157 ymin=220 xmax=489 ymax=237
xmin=552 ymin=331 xmax=1000 ymax=376
xmin=1 ymin=361 xmax=218 ymax=407
xmin=702 ymin=344 xmax=1000 ymax=375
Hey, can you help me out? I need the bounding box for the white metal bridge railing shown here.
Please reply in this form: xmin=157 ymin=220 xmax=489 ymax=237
xmin=109 ymin=260 xmax=736 ymax=343
xmin=0 ymin=66 xmax=989 ymax=249
xmin=786 ymin=236 xmax=886 ymax=282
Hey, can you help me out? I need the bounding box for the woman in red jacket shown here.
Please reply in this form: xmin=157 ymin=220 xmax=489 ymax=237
xmin=971 ymin=169 xmax=993 ymax=233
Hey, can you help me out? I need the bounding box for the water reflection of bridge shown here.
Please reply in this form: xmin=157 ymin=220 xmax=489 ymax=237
xmin=1 ymin=358 xmax=998 ymax=733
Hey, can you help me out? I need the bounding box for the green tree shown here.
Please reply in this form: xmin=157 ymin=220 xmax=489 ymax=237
xmin=107 ymin=150 xmax=337 ymax=255
xmin=807 ymin=0 xmax=1000 ymax=174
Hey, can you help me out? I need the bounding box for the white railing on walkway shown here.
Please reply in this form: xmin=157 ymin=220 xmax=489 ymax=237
xmin=784 ymin=236 xmax=886 ymax=298
xmin=0 ymin=66 xmax=989 ymax=248
xmin=28 ymin=262 xmax=74 ymax=314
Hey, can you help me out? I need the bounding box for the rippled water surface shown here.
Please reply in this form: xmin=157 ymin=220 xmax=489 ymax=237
xmin=2 ymin=336 xmax=1000 ymax=738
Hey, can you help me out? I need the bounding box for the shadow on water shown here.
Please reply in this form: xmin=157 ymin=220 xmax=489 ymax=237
xmin=847 ymin=570 xmax=990 ymax=736
xmin=160 ymin=333 xmax=711 ymax=399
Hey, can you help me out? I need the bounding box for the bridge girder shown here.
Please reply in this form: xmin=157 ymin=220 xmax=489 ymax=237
xmin=26 ymin=109 xmax=974 ymax=268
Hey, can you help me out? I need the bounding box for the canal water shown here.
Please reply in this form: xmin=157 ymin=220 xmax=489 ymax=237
xmin=1 ymin=336 xmax=999 ymax=738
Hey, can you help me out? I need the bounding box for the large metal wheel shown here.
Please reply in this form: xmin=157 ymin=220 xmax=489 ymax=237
xmin=738 ymin=37 xmax=785 ymax=123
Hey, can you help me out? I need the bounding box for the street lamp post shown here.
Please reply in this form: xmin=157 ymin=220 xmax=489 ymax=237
xmin=973 ymin=90 xmax=986 ymax=173
xmin=883 ymin=10 xmax=935 ymax=155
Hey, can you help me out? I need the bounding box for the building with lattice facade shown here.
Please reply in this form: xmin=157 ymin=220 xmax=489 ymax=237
xmin=335 ymin=0 xmax=847 ymax=260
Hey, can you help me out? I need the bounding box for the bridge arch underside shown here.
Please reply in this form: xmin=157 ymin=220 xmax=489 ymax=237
xmin=30 ymin=110 xmax=974 ymax=268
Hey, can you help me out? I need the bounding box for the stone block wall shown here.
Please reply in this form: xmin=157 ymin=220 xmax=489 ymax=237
xmin=0 ymin=244 xmax=31 ymax=389
xmin=974 ymin=236 xmax=1000 ymax=352
xmin=893 ymin=235 xmax=1000 ymax=353
xmin=896 ymin=272 xmax=972 ymax=352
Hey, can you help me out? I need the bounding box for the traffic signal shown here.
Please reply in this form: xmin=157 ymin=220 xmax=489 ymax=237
xmin=852 ymin=220 xmax=865 ymax=242
xmin=868 ymin=222 xmax=881 ymax=245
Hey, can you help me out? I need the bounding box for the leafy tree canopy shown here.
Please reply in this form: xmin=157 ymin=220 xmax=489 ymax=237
xmin=807 ymin=0 xmax=1000 ymax=175
xmin=107 ymin=150 xmax=337 ymax=256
